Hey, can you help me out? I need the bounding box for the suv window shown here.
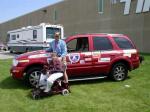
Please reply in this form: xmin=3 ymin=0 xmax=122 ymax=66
xmin=67 ymin=37 xmax=89 ymax=52
xmin=113 ymin=37 xmax=134 ymax=49
xmin=93 ymin=37 xmax=113 ymax=51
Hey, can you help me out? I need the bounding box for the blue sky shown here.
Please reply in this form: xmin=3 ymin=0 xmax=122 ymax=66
xmin=0 ymin=0 xmax=62 ymax=24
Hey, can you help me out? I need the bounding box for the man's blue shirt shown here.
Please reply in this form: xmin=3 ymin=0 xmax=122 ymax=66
xmin=46 ymin=39 xmax=67 ymax=57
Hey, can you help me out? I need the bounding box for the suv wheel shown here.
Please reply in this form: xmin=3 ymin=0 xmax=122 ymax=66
xmin=26 ymin=67 xmax=43 ymax=87
xmin=110 ymin=63 xmax=128 ymax=81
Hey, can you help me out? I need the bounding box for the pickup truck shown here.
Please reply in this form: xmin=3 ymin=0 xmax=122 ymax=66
xmin=11 ymin=33 xmax=141 ymax=87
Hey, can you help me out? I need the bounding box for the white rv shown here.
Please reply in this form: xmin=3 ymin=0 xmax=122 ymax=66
xmin=7 ymin=23 xmax=64 ymax=53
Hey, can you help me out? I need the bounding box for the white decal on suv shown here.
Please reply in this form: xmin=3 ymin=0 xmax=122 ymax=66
xmin=99 ymin=58 xmax=111 ymax=62
xmin=123 ymin=49 xmax=137 ymax=57
xmin=92 ymin=51 xmax=101 ymax=58
xmin=101 ymin=50 xmax=121 ymax=54
xmin=28 ymin=54 xmax=49 ymax=59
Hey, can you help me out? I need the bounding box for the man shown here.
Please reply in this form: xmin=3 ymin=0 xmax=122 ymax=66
xmin=46 ymin=32 xmax=69 ymax=88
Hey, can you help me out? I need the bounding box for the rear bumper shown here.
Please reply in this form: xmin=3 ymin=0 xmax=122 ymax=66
xmin=132 ymin=56 xmax=144 ymax=69
xmin=10 ymin=66 xmax=25 ymax=80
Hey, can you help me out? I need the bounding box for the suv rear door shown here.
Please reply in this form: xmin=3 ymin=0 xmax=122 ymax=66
xmin=66 ymin=36 xmax=92 ymax=77
xmin=91 ymin=36 xmax=118 ymax=74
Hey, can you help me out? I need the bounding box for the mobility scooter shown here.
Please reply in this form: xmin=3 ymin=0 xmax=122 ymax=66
xmin=31 ymin=56 xmax=69 ymax=100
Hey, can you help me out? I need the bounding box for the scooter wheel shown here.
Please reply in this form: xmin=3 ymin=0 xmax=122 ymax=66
xmin=32 ymin=89 xmax=41 ymax=100
xmin=62 ymin=89 xmax=69 ymax=96
xmin=32 ymin=94 xmax=40 ymax=100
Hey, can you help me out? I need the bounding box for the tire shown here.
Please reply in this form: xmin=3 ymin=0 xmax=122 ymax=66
xmin=62 ymin=89 xmax=69 ymax=96
xmin=26 ymin=67 xmax=43 ymax=87
xmin=110 ymin=63 xmax=128 ymax=81
xmin=32 ymin=89 xmax=41 ymax=100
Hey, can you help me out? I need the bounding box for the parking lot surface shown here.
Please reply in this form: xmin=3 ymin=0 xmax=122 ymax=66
xmin=0 ymin=51 xmax=17 ymax=59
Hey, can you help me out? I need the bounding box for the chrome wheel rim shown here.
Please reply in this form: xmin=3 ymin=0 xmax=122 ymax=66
xmin=113 ymin=66 xmax=125 ymax=81
xmin=29 ymin=71 xmax=42 ymax=87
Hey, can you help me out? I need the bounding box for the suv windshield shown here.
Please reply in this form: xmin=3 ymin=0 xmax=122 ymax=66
xmin=113 ymin=37 xmax=134 ymax=49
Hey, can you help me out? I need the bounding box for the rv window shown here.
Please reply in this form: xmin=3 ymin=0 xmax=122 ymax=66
xmin=33 ymin=30 xmax=37 ymax=39
xmin=11 ymin=35 xmax=16 ymax=40
xmin=46 ymin=27 xmax=61 ymax=39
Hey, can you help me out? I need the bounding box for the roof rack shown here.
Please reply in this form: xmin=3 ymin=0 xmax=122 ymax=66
xmin=71 ymin=33 xmax=124 ymax=36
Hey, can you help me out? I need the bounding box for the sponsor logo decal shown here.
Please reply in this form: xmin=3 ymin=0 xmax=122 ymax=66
xmin=123 ymin=49 xmax=137 ymax=58
xmin=101 ymin=50 xmax=121 ymax=54
xmin=80 ymin=60 xmax=85 ymax=64
xmin=123 ymin=49 xmax=137 ymax=54
xmin=83 ymin=52 xmax=91 ymax=56
xmin=123 ymin=53 xmax=131 ymax=57
xmin=28 ymin=54 xmax=49 ymax=59
xmin=18 ymin=60 xmax=29 ymax=63
xmin=92 ymin=51 xmax=101 ymax=58
xmin=99 ymin=58 xmax=111 ymax=62
xmin=69 ymin=53 xmax=80 ymax=63
xmin=85 ymin=58 xmax=92 ymax=61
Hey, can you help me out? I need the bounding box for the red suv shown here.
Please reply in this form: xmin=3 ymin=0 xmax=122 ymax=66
xmin=11 ymin=33 xmax=141 ymax=87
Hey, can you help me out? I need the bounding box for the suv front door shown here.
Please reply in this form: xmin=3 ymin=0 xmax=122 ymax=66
xmin=66 ymin=36 xmax=92 ymax=77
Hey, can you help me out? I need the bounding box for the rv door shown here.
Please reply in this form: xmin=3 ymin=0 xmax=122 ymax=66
xmin=7 ymin=33 xmax=10 ymax=42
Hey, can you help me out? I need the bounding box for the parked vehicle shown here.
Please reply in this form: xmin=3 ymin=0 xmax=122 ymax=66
xmin=10 ymin=33 xmax=141 ymax=87
xmin=0 ymin=42 xmax=7 ymax=51
xmin=7 ymin=23 xmax=64 ymax=53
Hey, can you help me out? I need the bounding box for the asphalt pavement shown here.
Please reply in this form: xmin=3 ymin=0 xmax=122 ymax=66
xmin=0 ymin=51 xmax=17 ymax=60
